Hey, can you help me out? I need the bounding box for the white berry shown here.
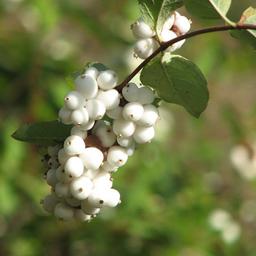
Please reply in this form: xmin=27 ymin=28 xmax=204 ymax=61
xmin=104 ymin=189 xmax=120 ymax=208
xmin=106 ymin=106 xmax=123 ymax=119
xmin=64 ymin=135 xmax=85 ymax=155
xmin=42 ymin=193 xmax=59 ymax=213
xmin=136 ymin=104 xmax=159 ymax=127
xmin=64 ymin=91 xmax=84 ymax=110
xmin=70 ymin=126 xmax=88 ymax=139
xmin=54 ymin=203 xmax=74 ymax=220
xmin=79 ymin=147 xmax=104 ymax=170
xmin=64 ymin=156 xmax=84 ymax=178
xmin=96 ymin=89 xmax=120 ymax=110
xmin=74 ymin=209 xmax=92 ymax=222
xmin=133 ymin=126 xmax=155 ymax=144
xmin=46 ymin=168 xmax=58 ymax=187
xmin=85 ymin=99 xmax=106 ymax=120
xmin=70 ymin=176 xmax=93 ymax=200
xmin=84 ymin=67 xmax=99 ymax=80
xmin=134 ymin=38 xmax=158 ymax=59
xmin=75 ymin=74 xmax=98 ymax=99
xmin=122 ymin=83 xmax=139 ymax=102
xmin=122 ymin=102 xmax=144 ymax=121
xmin=58 ymin=107 xmax=72 ymax=125
xmin=138 ymin=86 xmax=155 ymax=104
xmin=55 ymin=182 xmax=70 ymax=198
xmin=70 ymin=107 xmax=89 ymax=125
xmin=113 ymin=118 xmax=136 ymax=138
xmin=81 ymin=200 xmax=101 ymax=215
xmin=174 ymin=14 xmax=191 ymax=35
xmin=97 ymin=70 xmax=118 ymax=90
xmin=107 ymin=146 xmax=128 ymax=167
xmin=131 ymin=18 xmax=155 ymax=39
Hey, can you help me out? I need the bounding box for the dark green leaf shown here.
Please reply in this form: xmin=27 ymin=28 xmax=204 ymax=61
xmin=231 ymin=7 xmax=256 ymax=48
xmin=140 ymin=55 xmax=209 ymax=117
xmin=138 ymin=0 xmax=184 ymax=34
xmin=184 ymin=0 xmax=233 ymax=24
xmin=12 ymin=120 xmax=72 ymax=146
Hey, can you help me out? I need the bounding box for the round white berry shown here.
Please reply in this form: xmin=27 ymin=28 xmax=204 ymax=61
xmin=138 ymin=86 xmax=155 ymax=104
xmin=113 ymin=118 xmax=136 ymax=138
xmin=58 ymin=148 xmax=69 ymax=165
xmin=74 ymin=209 xmax=92 ymax=222
xmin=93 ymin=173 xmax=113 ymax=189
xmin=131 ymin=18 xmax=155 ymax=39
xmin=87 ymin=188 xmax=109 ymax=208
xmin=64 ymin=91 xmax=84 ymax=110
xmin=64 ymin=156 xmax=84 ymax=178
xmin=78 ymin=119 xmax=95 ymax=131
xmin=96 ymin=89 xmax=120 ymax=110
xmin=48 ymin=145 xmax=61 ymax=157
xmin=95 ymin=124 xmax=116 ymax=148
xmin=133 ymin=126 xmax=155 ymax=144
xmin=85 ymin=99 xmax=106 ymax=120
xmin=162 ymin=14 xmax=175 ymax=33
xmin=75 ymin=74 xmax=98 ymax=99
xmin=106 ymin=106 xmax=123 ymax=119
xmin=54 ymin=203 xmax=74 ymax=221
xmin=58 ymin=107 xmax=72 ymax=125
xmin=174 ymin=14 xmax=191 ymax=35
xmin=159 ymin=28 xmax=177 ymax=43
xmin=107 ymin=146 xmax=128 ymax=167
xmin=79 ymin=147 xmax=104 ymax=170
xmin=104 ymin=189 xmax=120 ymax=208
xmin=48 ymin=158 xmax=59 ymax=169
xmin=65 ymin=197 xmax=81 ymax=207
xmin=56 ymin=166 xmax=72 ymax=183
xmin=100 ymin=161 xmax=118 ymax=173
xmin=136 ymin=104 xmax=159 ymax=127
xmin=122 ymin=102 xmax=144 ymax=121
xmin=83 ymin=169 xmax=99 ymax=179
xmin=97 ymin=70 xmax=118 ymax=90
xmin=122 ymin=83 xmax=139 ymax=102
xmin=134 ymin=38 xmax=158 ymax=59
xmin=81 ymin=200 xmax=101 ymax=215
xmin=117 ymin=136 xmax=134 ymax=148
xmin=46 ymin=168 xmax=58 ymax=187
xmin=70 ymin=176 xmax=93 ymax=200
xmin=70 ymin=107 xmax=89 ymax=125
xmin=126 ymin=143 xmax=136 ymax=156
xmin=84 ymin=67 xmax=99 ymax=80
xmin=70 ymin=126 xmax=88 ymax=139
xmin=64 ymin=135 xmax=85 ymax=155
xmin=42 ymin=193 xmax=59 ymax=213
xmin=55 ymin=182 xmax=70 ymax=198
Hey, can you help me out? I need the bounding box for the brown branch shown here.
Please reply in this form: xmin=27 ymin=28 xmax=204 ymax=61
xmin=116 ymin=24 xmax=256 ymax=91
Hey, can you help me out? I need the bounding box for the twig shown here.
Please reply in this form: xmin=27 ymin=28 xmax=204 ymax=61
xmin=116 ymin=24 xmax=256 ymax=90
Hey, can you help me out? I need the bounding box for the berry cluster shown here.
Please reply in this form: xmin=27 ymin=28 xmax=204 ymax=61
xmin=132 ymin=11 xmax=191 ymax=59
xmin=41 ymin=65 xmax=160 ymax=221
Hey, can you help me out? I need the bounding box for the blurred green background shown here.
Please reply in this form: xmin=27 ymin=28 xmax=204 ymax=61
xmin=1 ymin=0 xmax=256 ymax=255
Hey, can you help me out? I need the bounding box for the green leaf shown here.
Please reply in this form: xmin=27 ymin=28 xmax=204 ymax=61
xmin=140 ymin=55 xmax=209 ymax=117
xmin=12 ymin=120 xmax=72 ymax=146
xmin=138 ymin=0 xmax=184 ymax=34
xmin=184 ymin=0 xmax=233 ymax=24
xmin=231 ymin=7 xmax=256 ymax=48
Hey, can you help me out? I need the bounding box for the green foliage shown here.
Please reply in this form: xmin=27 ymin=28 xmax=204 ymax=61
xmin=184 ymin=0 xmax=233 ymax=24
xmin=138 ymin=0 xmax=183 ymax=34
xmin=141 ymin=55 xmax=209 ymax=117
xmin=231 ymin=7 xmax=256 ymax=48
xmin=12 ymin=121 xmax=71 ymax=146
